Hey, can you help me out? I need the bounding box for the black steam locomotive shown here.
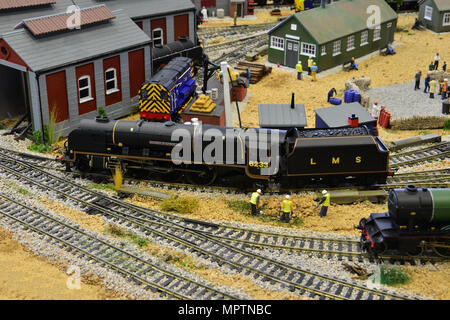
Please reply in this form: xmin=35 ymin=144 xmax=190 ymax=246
xmin=63 ymin=119 xmax=390 ymax=188
xmin=358 ymin=186 xmax=450 ymax=257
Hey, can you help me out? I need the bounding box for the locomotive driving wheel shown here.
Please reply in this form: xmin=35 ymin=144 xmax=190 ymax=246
xmin=186 ymin=167 xmax=217 ymax=186
xmin=432 ymin=239 xmax=450 ymax=258
xmin=406 ymin=245 xmax=424 ymax=257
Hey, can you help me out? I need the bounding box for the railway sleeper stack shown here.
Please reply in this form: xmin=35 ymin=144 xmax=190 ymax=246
xmin=235 ymin=61 xmax=272 ymax=84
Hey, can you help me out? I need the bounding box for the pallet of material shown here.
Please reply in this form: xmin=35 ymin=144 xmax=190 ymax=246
xmin=190 ymin=94 xmax=216 ymax=113
xmin=235 ymin=61 xmax=272 ymax=84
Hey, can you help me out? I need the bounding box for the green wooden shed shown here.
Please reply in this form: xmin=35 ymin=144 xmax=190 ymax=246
xmin=267 ymin=0 xmax=398 ymax=72
xmin=418 ymin=0 xmax=450 ymax=33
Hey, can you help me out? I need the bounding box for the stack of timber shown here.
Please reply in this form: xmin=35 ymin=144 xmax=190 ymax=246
xmin=235 ymin=61 xmax=272 ymax=84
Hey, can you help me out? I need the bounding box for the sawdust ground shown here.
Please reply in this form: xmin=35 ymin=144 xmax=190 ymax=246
xmin=37 ymin=197 xmax=107 ymax=234
xmin=239 ymin=15 xmax=450 ymax=141
xmin=0 ymin=226 xmax=118 ymax=300
xmin=128 ymin=193 xmax=386 ymax=236
xmin=401 ymin=263 xmax=450 ymax=300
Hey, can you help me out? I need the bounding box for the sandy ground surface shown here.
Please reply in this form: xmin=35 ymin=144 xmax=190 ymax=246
xmin=237 ymin=15 xmax=450 ymax=142
xmin=0 ymin=226 xmax=117 ymax=300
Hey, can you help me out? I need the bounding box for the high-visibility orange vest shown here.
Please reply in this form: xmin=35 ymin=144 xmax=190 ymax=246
xmin=443 ymin=81 xmax=448 ymax=92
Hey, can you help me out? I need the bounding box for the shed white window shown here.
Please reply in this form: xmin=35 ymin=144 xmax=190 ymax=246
xmin=347 ymin=35 xmax=355 ymax=51
xmin=290 ymin=24 xmax=297 ymax=31
xmin=332 ymin=40 xmax=341 ymax=56
xmin=301 ymin=42 xmax=316 ymax=57
xmin=270 ymin=36 xmax=284 ymax=51
xmin=105 ymin=68 xmax=119 ymax=94
xmin=321 ymin=45 xmax=326 ymax=56
xmin=360 ymin=30 xmax=368 ymax=46
xmin=153 ymin=28 xmax=164 ymax=46
xmin=424 ymin=6 xmax=433 ymax=21
xmin=373 ymin=28 xmax=381 ymax=41
xmin=443 ymin=12 xmax=450 ymax=26
xmin=78 ymin=76 xmax=92 ymax=103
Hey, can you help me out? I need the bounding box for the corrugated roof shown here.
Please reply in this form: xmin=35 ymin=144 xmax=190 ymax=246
xmin=2 ymin=10 xmax=151 ymax=72
xmin=291 ymin=0 xmax=398 ymax=44
xmin=85 ymin=0 xmax=196 ymax=19
xmin=0 ymin=0 xmax=55 ymax=11
xmin=0 ymin=0 xmax=74 ymax=36
xmin=18 ymin=5 xmax=116 ymax=36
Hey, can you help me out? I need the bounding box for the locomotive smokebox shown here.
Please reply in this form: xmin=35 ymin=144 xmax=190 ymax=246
xmin=388 ymin=185 xmax=450 ymax=228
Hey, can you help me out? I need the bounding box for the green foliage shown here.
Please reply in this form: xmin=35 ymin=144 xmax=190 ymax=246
xmin=98 ymin=106 xmax=108 ymax=117
xmin=160 ymin=196 xmax=199 ymax=214
xmin=226 ymin=200 xmax=251 ymax=214
xmin=44 ymin=108 xmax=62 ymax=145
xmin=373 ymin=266 xmax=411 ymax=286
xmin=32 ymin=130 xmax=42 ymax=144
xmin=126 ymin=233 xmax=148 ymax=248
xmin=27 ymin=143 xmax=51 ymax=153
xmin=444 ymin=119 xmax=450 ymax=131
xmin=18 ymin=188 xmax=28 ymax=195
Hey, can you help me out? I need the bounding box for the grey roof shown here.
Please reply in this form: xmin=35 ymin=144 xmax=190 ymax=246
xmin=314 ymin=102 xmax=376 ymax=128
xmin=86 ymin=0 xmax=196 ymax=19
xmin=2 ymin=10 xmax=151 ymax=73
xmin=271 ymin=0 xmax=397 ymax=45
xmin=259 ymin=104 xmax=307 ymax=128
xmin=419 ymin=0 xmax=450 ymax=11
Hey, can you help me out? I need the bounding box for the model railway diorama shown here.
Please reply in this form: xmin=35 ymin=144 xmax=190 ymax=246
xmin=0 ymin=0 xmax=448 ymax=304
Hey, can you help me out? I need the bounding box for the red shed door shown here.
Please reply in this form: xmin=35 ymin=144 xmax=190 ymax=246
xmin=128 ymin=49 xmax=145 ymax=98
xmin=174 ymin=14 xmax=189 ymax=40
xmin=46 ymin=71 xmax=69 ymax=123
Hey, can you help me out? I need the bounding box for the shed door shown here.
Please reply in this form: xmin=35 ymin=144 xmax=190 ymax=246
xmin=285 ymin=40 xmax=299 ymax=68
xmin=386 ymin=22 xmax=393 ymax=45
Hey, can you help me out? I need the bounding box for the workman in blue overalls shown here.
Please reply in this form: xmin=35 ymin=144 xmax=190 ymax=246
xmin=280 ymin=195 xmax=294 ymax=223
xmin=327 ymin=88 xmax=337 ymax=102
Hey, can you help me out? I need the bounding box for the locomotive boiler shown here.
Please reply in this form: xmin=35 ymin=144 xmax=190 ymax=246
xmin=358 ymin=185 xmax=450 ymax=257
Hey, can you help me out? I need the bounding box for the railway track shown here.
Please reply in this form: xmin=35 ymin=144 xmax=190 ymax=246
xmin=0 ymin=152 xmax=417 ymax=300
xmin=0 ymin=194 xmax=238 ymax=300
xmin=197 ymin=22 xmax=277 ymax=39
xmin=0 ymin=146 xmax=448 ymax=195
xmin=389 ymin=141 xmax=450 ymax=168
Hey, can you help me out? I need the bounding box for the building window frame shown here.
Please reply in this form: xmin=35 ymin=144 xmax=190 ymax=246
xmin=152 ymin=27 xmax=164 ymax=46
xmin=321 ymin=45 xmax=326 ymax=56
xmin=347 ymin=35 xmax=355 ymax=51
xmin=301 ymin=42 xmax=316 ymax=57
xmin=78 ymin=75 xmax=93 ymax=103
xmin=443 ymin=12 xmax=450 ymax=26
xmin=332 ymin=40 xmax=341 ymax=56
xmin=373 ymin=28 xmax=381 ymax=41
xmin=105 ymin=68 xmax=119 ymax=95
xmin=270 ymin=36 xmax=285 ymax=51
xmin=360 ymin=30 xmax=368 ymax=46
xmin=290 ymin=24 xmax=297 ymax=31
xmin=424 ymin=5 xmax=433 ymax=21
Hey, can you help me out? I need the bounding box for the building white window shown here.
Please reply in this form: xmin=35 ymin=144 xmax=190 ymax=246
xmin=291 ymin=24 xmax=297 ymax=31
xmin=78 ymin=76 xmax=92 ymax=103
xmin=332 ymin=40 xmax=341 ymax=56
xmin=443 ymin=12 xmax=450 ymax=26
xmin=360 ymin=30 xmax=368 ymax=46
xmin=347 ymin=35 xmax=355 ymax=51
xmin=270 ymin=36 xmax=284 ymax=51
xmin=373 ymin=28 xmax=381 ymax=41
xmin=424 ymin=6 xmax=433 ymax=21
xmin=321 ymin=45 xmax=326 ymax=56
xmin=105 ymin=68 xmax=119 ymax=94
xmin=301 ymin=42 xmax=316 ymax=57
xmin=153 ymin=28 xmax=164 ymax=46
